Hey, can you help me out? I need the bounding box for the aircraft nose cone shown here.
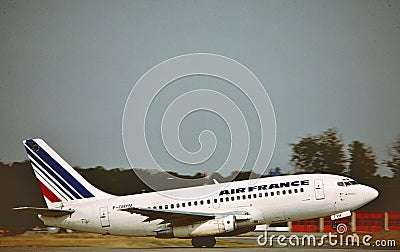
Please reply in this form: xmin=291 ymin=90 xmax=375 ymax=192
xmin=363 ymin=186 xmax=379 ymax=203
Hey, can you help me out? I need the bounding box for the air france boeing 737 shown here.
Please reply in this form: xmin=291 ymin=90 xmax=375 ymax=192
xmin=14 ymin=139 xmax=379 ymax=247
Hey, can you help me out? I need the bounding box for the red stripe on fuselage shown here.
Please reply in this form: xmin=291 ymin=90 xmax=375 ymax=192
xmin=38 ymin=180 xmax=61 ymax=203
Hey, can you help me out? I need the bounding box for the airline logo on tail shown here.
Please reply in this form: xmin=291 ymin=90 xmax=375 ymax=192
xmin=23 ymin=139 xmax=95 ymax=204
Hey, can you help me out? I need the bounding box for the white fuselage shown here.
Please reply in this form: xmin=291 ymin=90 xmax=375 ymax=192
xmin=40 ymin=174 xmax=378 ymax=237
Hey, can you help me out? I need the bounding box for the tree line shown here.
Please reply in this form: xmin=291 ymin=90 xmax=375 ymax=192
xmin=290 ymin=128 xmax=399 ymax=184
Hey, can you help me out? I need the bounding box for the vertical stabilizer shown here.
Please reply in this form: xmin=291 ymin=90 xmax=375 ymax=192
xmin=23 ymin=139 xmax=112 ymax=207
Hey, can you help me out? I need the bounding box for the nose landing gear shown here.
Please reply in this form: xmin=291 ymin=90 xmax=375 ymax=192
xmin=331 ymin=221 xmax=338 ymax=230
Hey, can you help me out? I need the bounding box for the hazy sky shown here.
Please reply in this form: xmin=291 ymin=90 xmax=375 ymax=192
xmin=1 ymin=0 xmax=399 ymax=176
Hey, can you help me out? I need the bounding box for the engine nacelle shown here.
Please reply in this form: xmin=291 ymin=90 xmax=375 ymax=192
xmin=155 ymin=226 xmax=174 ymax=238
xmin=156 ymin=215 xmax=237 ymax=238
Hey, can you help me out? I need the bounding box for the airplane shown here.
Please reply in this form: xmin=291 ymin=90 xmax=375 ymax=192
xmin=14 ymin=138 xmax=379 ymax=248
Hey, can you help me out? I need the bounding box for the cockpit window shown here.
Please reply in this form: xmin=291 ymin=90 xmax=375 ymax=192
xmin=345 ymin=181 xmax=352 ymax=186
xmin=349 ymin=180 xmax=358 ymax=185
xmin=337 ymin=182 xmax=344 ymax=186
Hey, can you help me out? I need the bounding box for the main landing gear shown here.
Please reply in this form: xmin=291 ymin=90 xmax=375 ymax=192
xmin=191 ymin=237 xmax=216 ymax=248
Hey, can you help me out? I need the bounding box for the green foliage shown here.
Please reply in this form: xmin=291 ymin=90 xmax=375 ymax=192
xmin=291 ymin=136 xmax=320 ymax=173
xmin=385 ymin=136 xmax=400 ymax=178
xmin=0 ymin=161 xmax=46 ymax=229
xmin=348 ymin=140 xmax=378 ymax=183
xmin=290 ymin=128 xmax=346 ymax=174
xmin=76 ymin=166 xmax=152 ymax=195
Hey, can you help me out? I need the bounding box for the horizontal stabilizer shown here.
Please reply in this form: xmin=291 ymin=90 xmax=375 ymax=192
xmin=13 ymin=207 xmax=74 ymax=217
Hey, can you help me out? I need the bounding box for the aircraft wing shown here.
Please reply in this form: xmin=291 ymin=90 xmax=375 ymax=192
xmin=13 ymin=207 xmax=74 ymax=217
xmin=120 ymin=207 xmax=251 ymax=226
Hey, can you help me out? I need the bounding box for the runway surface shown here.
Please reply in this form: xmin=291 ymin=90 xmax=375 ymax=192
xmin=1 ymin=231 xmax=397 ymax=251
xmin=0 ymin=247 xmax=398 ymax=252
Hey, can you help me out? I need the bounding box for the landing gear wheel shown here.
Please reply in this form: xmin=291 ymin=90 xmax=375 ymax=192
xmin=191 ymin=238 xmax=201 ymax=248
xmin=191 ymin=237 xmax=216 ymax=248
xmin=204 ymin=237 xmax=216 ymax=248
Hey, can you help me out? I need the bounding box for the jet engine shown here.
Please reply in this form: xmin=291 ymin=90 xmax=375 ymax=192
xmin=156 ymin=215 xmax=237 ymax=238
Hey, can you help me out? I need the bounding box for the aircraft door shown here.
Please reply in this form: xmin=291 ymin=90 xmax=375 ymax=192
xmin=314 ymin=179 xmax=325 ymax=200
xmin=212 ymin=197 xmax=220 ymax=209
xmin=99 ymin=206 xmax=110 ymax=227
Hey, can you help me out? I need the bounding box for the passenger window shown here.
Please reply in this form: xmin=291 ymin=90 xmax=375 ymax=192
xmin=165 ymin=205 xmax=168 ymax=209
xmin=253 ymin=194 xmax=257 ymax=198
xmin=283 ymin=190 xmax=286 ymax=195
xmin=242 ymin=195 xmax=246 ymax=200
xmin=237 ymin=196 xmax=241 ymax=200
xmin=300 ymin=188 xmax=304 ymax=192
xmin=248 ymin=194 xmax=251 ymax=199
xmin=200 ymin=200 xmax=204 ymax=205
xmin=188 ymin=202 xmax=192 ymax=206
xmin=265 ymin=192 xmax=268 ymax=197
xmin=171 ymin=204 xmax=174 ymax=209
xmin=277 ymin=191 xmax=280 ymax=195
xmin=194 ymin=201 xmax=198 ymax=206
xmin=294 ymin=189 xmax=298 ymax=193
xmin=182 ymin=203 xmax=186 ymax=207
xmin=288 ymin=189 xmax=292 ymax=194
xmin=259 ymin=193 xmax=263 ymax=198
xmin=231 ymin=196 xmax=235 ymax=201
xmin=176 ymin=203 xmax=180 ymax=208
xmin=225 ymin=197 xmax=229 ymax=202
xmin=207 ymin=199 xmax=211 ymax=204
xmin=214 ymin=198 xmax=218 ymax=203
xmin=220 ymin=198 xmax=224 ymax=202
xmin=159 ymin=206 xmax=162 ymax=209
xmin=271 ymin=192 xmax=274 ymax=196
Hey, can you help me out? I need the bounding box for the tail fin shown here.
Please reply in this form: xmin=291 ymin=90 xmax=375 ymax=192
xmin=23 ymin=139 xmax=112 ymax=207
